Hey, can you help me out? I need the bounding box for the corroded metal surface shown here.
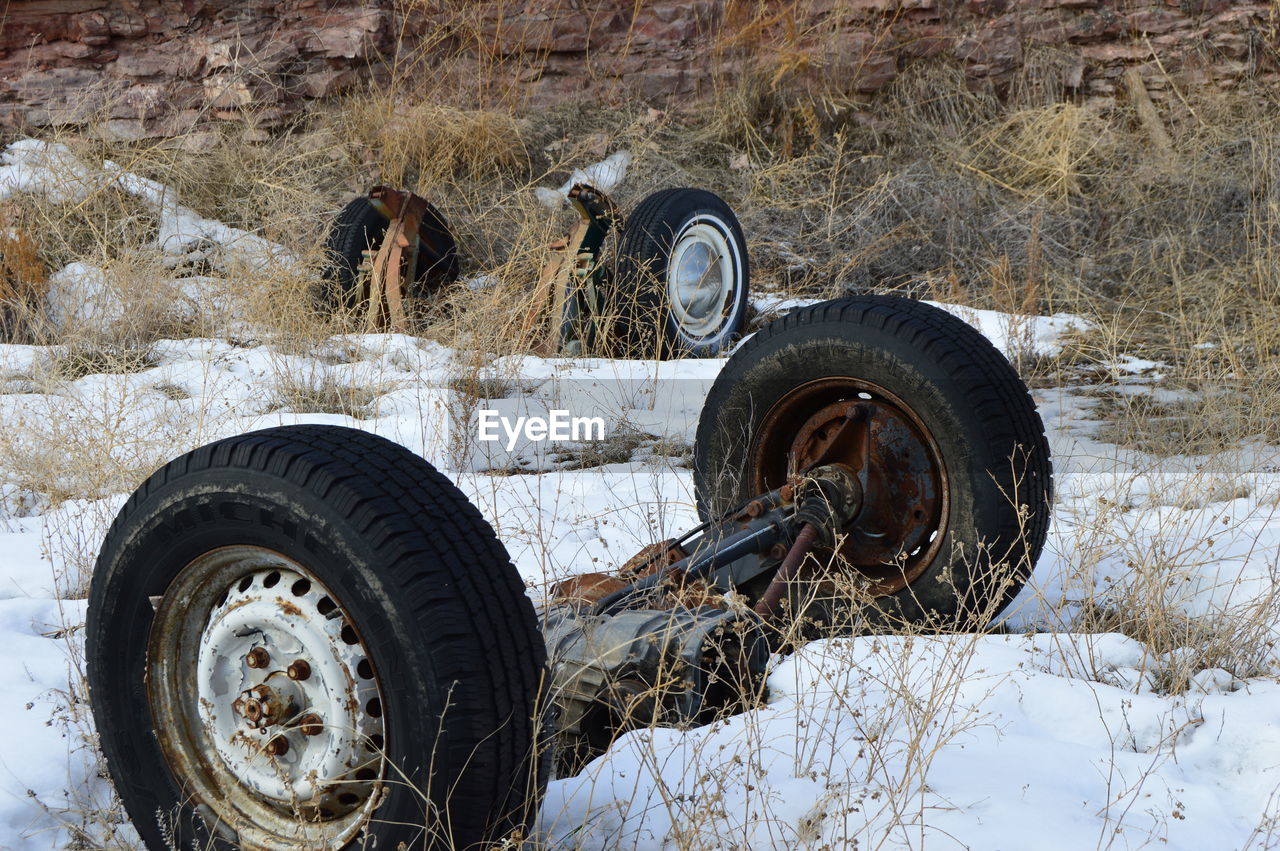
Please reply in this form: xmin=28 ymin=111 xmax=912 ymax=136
xmin=147 ymin=547 xmax=386 ymax=850
xmin=363 ymin=185 xmax=428 ymax=332
xmin=541 ymin=605 xmax=768 ymax=773
xmin=748 ymin=376 xmax=949 ymax=595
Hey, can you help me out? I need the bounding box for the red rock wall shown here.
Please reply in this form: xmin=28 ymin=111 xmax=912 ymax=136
xmin=1 ymin=1 xmax=1276 ymax=138
xmin=0 ymin=0 xmax=393 ymax=138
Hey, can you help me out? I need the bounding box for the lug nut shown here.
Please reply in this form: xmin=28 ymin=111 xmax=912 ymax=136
xmin=264 ymin=736 xmax=289 ymax=756
xmin=287 ymin=660 xmax=311 ymax=681
xmin=297 ymin=713 xmax=323 ymax=736
xmin=246 ymin=647 xmax=270 ymax=669
xmin=250 ymin=685 xmax=280 ymax=720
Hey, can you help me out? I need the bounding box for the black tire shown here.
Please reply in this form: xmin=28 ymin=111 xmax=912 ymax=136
xmin=86 ymin=425 xmax=546 ymax=849
xmin=693 ymin=296 xmax=1052 ymax=629
xmin=321 ymin=196 xmax=460 ymax=312
xmin=607 ymin=188 xmax=749 ymax=358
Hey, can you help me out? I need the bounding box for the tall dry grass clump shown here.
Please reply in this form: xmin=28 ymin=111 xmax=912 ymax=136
xmin=4 ymin=5 xmax=1280 ymax=846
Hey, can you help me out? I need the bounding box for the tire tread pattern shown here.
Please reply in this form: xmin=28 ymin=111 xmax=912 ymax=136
xmin=694 ymin=295 xmax=1052 ymax=624
xmin=90 ymin=425 xmax=545 ymax=848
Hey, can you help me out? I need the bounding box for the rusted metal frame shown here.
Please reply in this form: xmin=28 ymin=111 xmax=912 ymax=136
xmin=520 ymin=183 xmax=620 ymax=354
xmin=365 ymin=185 xmax=428 ymax=333
xmin=558 ymin=183 xmax=619 ymax=354
xmin=588 ymin=484 xmax=793 ymax=616
xmin=521 ymin=231 xmax=575 ymax=355
xmin=807 ymin=403 xmax=872 ymax=485
xmin=592 ymin=452 xmax=876 ymax=623
xmin=592 ymin=504 xmax=795 ymax=617
xmin=753 ymin=463 xmax=867 ymax=618
xmin=550 ymin=539 xmax=688 ymax=605
xmin=544 ymin=217 xmax=593 ymax=354
xmin=753 ymin=523 xmax=821 ymax=618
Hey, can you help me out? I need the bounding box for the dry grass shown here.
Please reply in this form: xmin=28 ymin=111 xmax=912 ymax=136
xmin=46 ymin=343 xmax=158 ymax=381
xmin=1 ymin=8 xmax=1276 ymax=383
xmin=267 ymin=371 xmax=393 ymax=419
xmin=5 ymin=6 xmax=1280 ymax=848
xmin=0 ymin=376 xmax=203 ymax=520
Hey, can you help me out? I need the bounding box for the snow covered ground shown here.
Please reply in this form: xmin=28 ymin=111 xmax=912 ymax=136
xmin=1 ymin=326 xmax=1278 ymax=850
xmin=1 ymin=141 xmax=1279 ymax=849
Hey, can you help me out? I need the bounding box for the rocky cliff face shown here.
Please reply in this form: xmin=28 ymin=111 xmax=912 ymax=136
xmin=1 ymin=1 xmax=1275 ymax=138
xmin=0 ymin=1 xmax=393 ymax=139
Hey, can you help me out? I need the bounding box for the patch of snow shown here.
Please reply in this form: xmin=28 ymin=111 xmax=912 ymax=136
xmin=103 ymin=157 xmax=292 ymax=273
xmin=0 ymin=140 xmax=98 ymax=204
xmin=535 ymin=150 xmax=631 ymax=208
xmin=0 ymin=139 xmax=298 ymax=336
xmin=0 ymin=599 xmax=115 ymax=850
xmin=751 ymin=293 xmax=824 ymax=315
xmin=0 ymin=324 xmax=1277 ymax=848
xmin=924 ymin=300 xmax=1093 ymax=357
xmin=43 ymin=263 xmax=119 ymax=332
xmin=1108 ymin=354 xmax=1164 ymax=375
xmin=772 ymin=241 xmax=818 ymax=272
xmin=465 ymin=274 xmax=500 ymax=291
xmin=3 ymin=161 xmax=1280 ymax=850
xmin=539 ymin=632 xmax=1280 ymax=849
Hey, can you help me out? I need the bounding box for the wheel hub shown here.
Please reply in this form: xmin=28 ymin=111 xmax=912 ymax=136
xmin=232 ymin=680 xmax=303 ymax=729
xmin=148 ymin=548 xmax=387 ymax=847
xmin=668 ymin=220 xmax=735 ymax=339
xmin=195 ymin=567 xmax=382 ymax=812
xmin=750 ymin=377 xmax=949 ymax=594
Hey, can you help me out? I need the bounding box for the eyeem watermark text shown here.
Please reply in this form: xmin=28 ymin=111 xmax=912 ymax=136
xmin=477 ymin=409 xmax=606 ymax=451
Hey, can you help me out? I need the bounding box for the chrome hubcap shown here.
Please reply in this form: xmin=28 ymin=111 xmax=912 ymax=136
xmin=667 ymin=217 xmax=738 ymax=342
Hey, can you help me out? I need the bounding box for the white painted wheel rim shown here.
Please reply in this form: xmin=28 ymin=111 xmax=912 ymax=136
xmin=197 ymin=568 xmax=381 ymax=805
xmin=148 ymin=547 xmax=386 ymax=849
xmin=666 ymin=215 xmax=741 ymax=344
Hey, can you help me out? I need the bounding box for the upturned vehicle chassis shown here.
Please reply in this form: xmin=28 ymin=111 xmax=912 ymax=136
xmin=85 ymin=296 xmax=1052 ymax=849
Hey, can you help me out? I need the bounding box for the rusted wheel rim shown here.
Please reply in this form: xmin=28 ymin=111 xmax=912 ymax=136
xmin=148 ymin=546 xmax=386 ymax=849
xmin=748 ymin=377 xmax=949 ymax=595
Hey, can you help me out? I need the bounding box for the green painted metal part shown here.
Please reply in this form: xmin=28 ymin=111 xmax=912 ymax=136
xmin=559 ymin=183 xmax=619 ymax=354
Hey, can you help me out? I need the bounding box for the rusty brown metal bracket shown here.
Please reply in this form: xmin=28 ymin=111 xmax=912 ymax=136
xmin=363 ymin=185 xmax=428 ymax=333
xmin=362 ymin=181 xmax=618 ymax=346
